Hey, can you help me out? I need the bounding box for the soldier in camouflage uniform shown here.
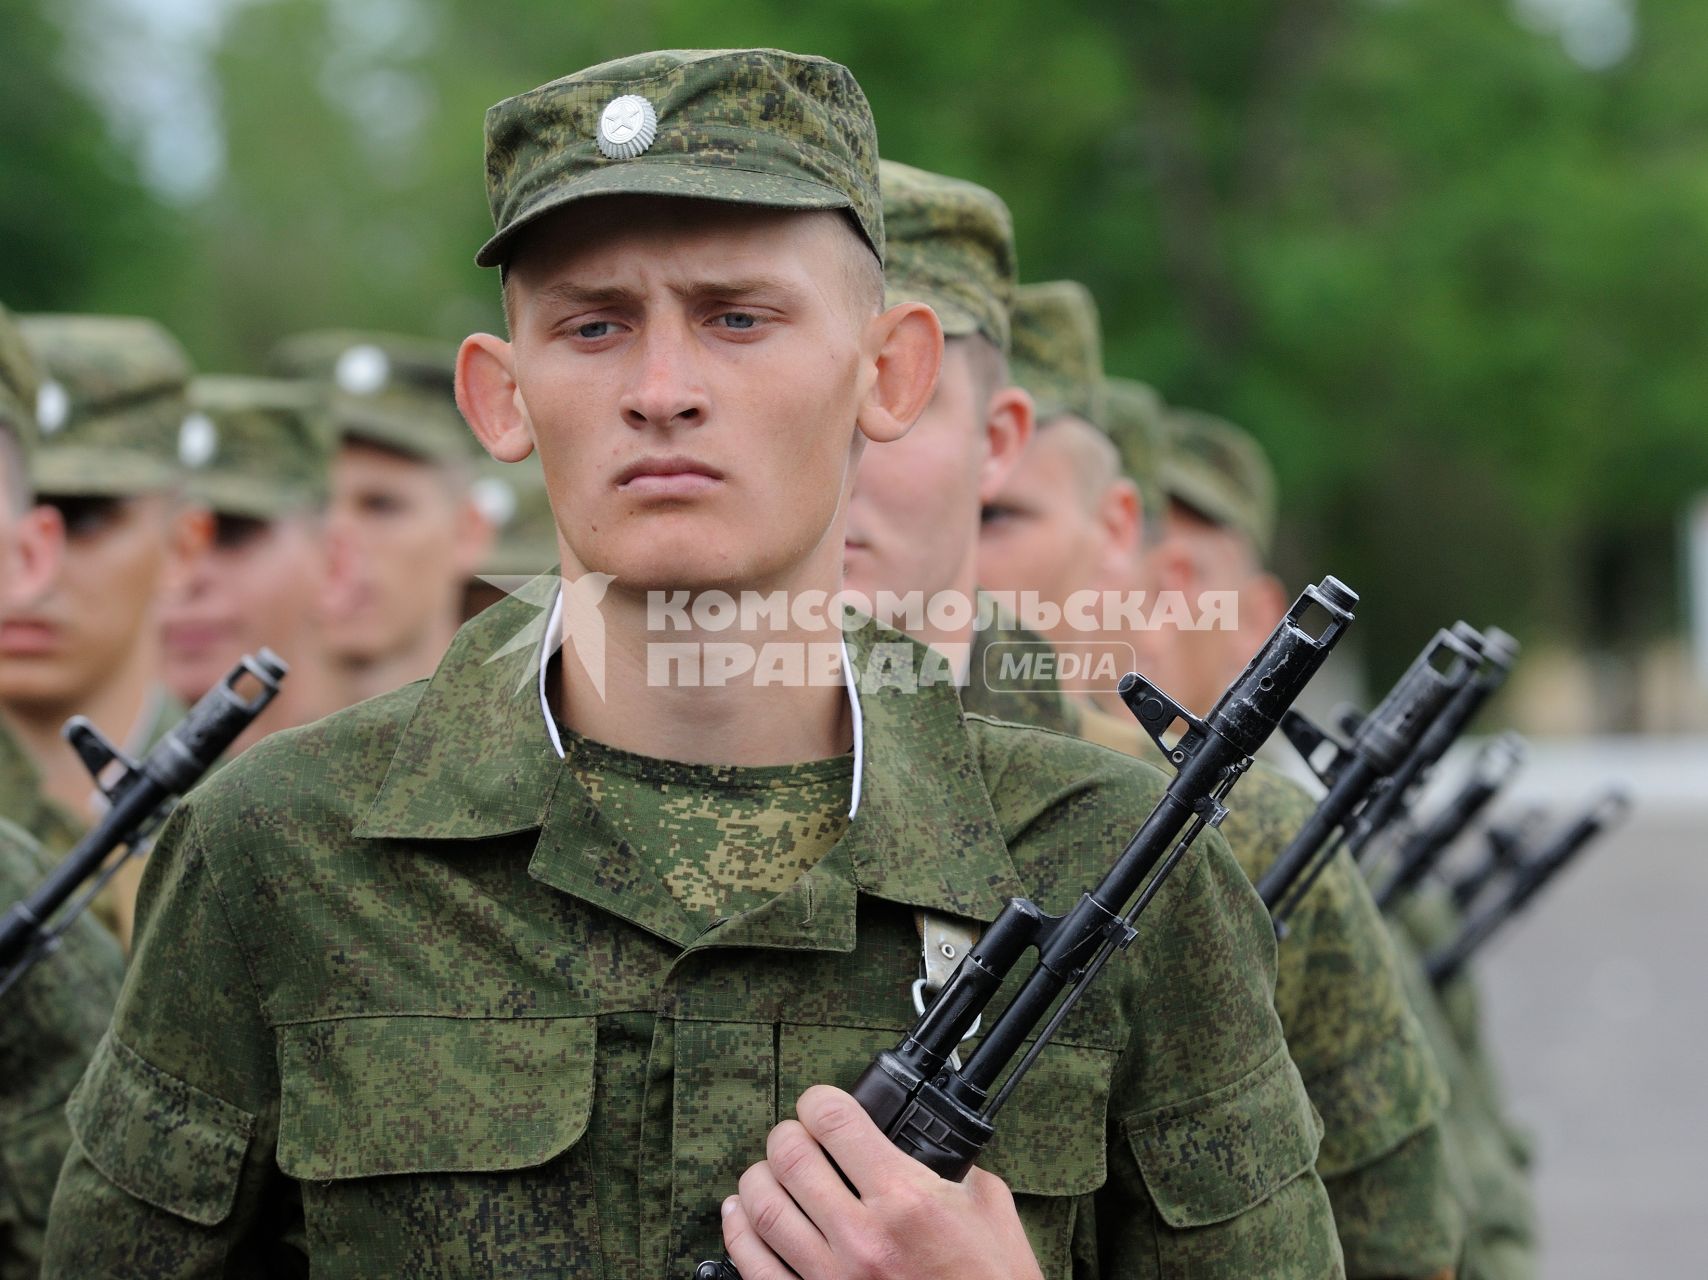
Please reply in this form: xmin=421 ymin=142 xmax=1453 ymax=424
xmin=270 ymin=331 xmax=494 ymax=709
xmin=986 ymin=284 xmax=1466 ymax=1278
xmin=0 ymin=301 xmax=126 ymax=1280
xmin=1145 ymin=406 xmax=1291 ymax=716
xmin=160 ymin=375 xmax=340 ymax=760
xmin=43 ymin=49 xmax=1342 ymax=1279
xmin=0 ymin=315 xmax=204 ymax=949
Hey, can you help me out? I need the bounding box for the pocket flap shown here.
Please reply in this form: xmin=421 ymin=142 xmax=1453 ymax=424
xmin=277 ymin=1015 xmax=595 ymax=1181
xmin=1123 ymin=1048 xmax=1322 ymax=1229
xmin=976 ymin=1041 xmax=1118 ymax=1197
xmin=66 ymin=1033 xmax=256 ymax=1227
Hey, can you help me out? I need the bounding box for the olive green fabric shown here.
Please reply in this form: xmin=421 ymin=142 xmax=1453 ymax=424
xmin=1048 ymin=700 xmax=1462 ymax=1277
xmin=1160 ymin=406 xmax=1279 ymax=561
xmin=182 ymin=376 xmax=335 ymax=520
xmin=18 ymin=314 xmax=191 ymax=499
xmin=0 ymin=720 xmax=83 ymax=861
xmin=44 ymin=588 xmax=1341 ymax=1278
xmin=0 ymin=303 xmax=39 ymax=474
xmin=479 ymin=49 xmax=883 ymax=269
xmin=0 ymin=816 xmax=124 ymax=1280
xmin=1105 ymin=375 xmax=1168 ymax=544
xmin=959 ymin=601 xmax=1080 ymax=735
xmin=1388 ymin=921 xmax=1537 ymax=1280
xmin=270 ymin=329 xmax=472 ymax=467
xmin=880 ymin=159 xmax=1015 ymax=351
xmin=1011 ymin=280 xmax=1107 ymax=428
xmin=470 ymin=457 xmax=559 ymax=581
xmin=562 ymin=724 xmax=851 ymax=929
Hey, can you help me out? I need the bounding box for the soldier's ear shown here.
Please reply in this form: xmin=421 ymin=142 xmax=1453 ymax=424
xmin=457 ymin=334 xmax=536 ymax=464
xmin=855 ymin=302 xmax=942 ymax=445
xmin=976 ymin=384 xmax=1034 ymax=503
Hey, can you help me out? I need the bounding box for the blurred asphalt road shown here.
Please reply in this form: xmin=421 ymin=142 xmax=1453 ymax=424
xmin=1424 ymin=737 xmax=1705 ymax=1277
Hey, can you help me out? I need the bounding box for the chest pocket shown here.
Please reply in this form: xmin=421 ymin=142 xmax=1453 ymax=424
xmin=777 ymin=1022 xmax=1119 ymax=1280
xmin=276 ymin=1014 xmax=602 ymax=1280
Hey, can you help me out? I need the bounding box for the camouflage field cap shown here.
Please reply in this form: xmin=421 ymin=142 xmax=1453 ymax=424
xmin=270 ymin=330 xmax=471 ymax=466
xmin=19 ymin=314 xmax=191 ymax=499
xmin=1160 ymin=406 xmax=1279 ymax=560
xmin=880 ymin=160 xmax=1015 ymax=351
xmin=471 ymin=457 xmax=559 ymax=578
xmin=1104 ymin=376 xmax=1167 ymax=540
xmin=181 ymin=376 xmax=335 ymax=520
xmin=1010 ymin=280 xmax=1107 ymax=428
xmin=0 ymin=303 xmax=40 ymax=471
xmin=479 ymin=48 xmax=882 ymax=270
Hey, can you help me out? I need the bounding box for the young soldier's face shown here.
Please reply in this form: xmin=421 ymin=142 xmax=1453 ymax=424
xmin=490 ymin=200 xmax=892 ymax=597
xmin=161 ymin=513 xmax=328 ymax=703
xmin=321 ymin=442 xmax=488 ymax=661
xmin=0 ymin=493 xmax=179 ymax=709
xmin=845 ymin=341 xmax=988 ymax=604
xmin=977 ymin=421 xmax=1109 ymax=653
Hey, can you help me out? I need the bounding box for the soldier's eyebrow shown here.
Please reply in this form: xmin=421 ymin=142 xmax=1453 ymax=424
xmin=533 ymin=281 xmax=641 ymax=311
xmin=670 ymin=275 xmax=801 ymax=305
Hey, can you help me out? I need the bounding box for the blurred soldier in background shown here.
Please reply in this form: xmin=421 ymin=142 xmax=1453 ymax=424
xmin=980 ymin=277 xmax=1463 ymax=1279
xmin=0 ymin=300 xmax=124 ymax=1280
xmin=0 ymin=315 xmax=208 ymax=948
xmin=462 ymin=453 xmax=558 ymax=619
xmin=271 ymin=331 xmax=493 ymax=707
xmin=160 ymin=374 xmax=339 ymax=759
xmin=1144 ymin=406 xmax=1290 ymax=715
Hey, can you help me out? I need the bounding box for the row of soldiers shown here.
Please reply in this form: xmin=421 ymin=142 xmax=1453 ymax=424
xmin=0 ymin=45 xmax=1577 ymax=1280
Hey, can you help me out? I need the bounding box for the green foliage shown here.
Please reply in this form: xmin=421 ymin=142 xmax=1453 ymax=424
xmin=8 ymin=0 xmax=1708 ymax=683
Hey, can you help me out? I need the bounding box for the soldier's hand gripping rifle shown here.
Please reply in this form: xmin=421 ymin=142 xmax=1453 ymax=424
xmin=1425 ymin=788 xmax=1631 ymax=987
xmin=1344 ymin=624 xmax=1520 ymax=867
xmin=1256 ymin=625 xmax=1480 ymax=929
xmin=1371 ymin=731 xmax=1528 ymax=911
xmin=0 ymin=651 xmax=287 ymax=998
xmin=694 ymin=578 xmax=1358 ymax=1280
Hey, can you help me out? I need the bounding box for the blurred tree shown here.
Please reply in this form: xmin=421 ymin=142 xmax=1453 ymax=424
xmin=11 ymin=0 xmax=1708 ymax=711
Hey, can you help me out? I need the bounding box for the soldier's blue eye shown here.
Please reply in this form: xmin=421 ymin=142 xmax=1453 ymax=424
xmin=719 ymin=312 xmax=758 ymax=330
xmin=576 ymin=321 xmax=614 ymax=339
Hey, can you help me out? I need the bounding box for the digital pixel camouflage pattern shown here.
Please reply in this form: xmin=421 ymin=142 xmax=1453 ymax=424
xmin=0 ymin=303 xmax=40 ymax=467
xmin=561 ymin=722 xmax=851 ymax=929
xmin=183 ymin=375 xmax=335 ymax=519
xmin=959 ymin=603 xmax=1081 ymax=735
xmin=479 ymin=49 xmax=884 ymax=269
xmin=17 ymin=314 xmax=191 ymax=499
xmin=0 ymin=722 xmax=83 ymax=860
xmin=1045 ymin=699 xmax=1462 ymax=1277
xmin=44 ymin=590 xmax=1341 ymax=1279
xmin=1104 ymin=375 xmax=1168 ymax=543
xmin=1160 ymin=406 xmax=1280 ymax=561
xmin=0 ymin=817 xmax=124 ymax=1280
xmin=1010 ymin=280 xmax=1108 ymax=428
xmin=270 ymin=329 xmax=473 ymax=467
xmin=880 ymin=159 xmax=1016 ymax=351
xmin=1387 ymin=919 xmax=1537 ymax=1280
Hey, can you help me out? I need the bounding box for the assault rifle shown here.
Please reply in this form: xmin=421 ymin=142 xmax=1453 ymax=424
xmin=1372 ymin=731 xmax=1527 ymax=911
xmin=693 ymin=578 xmax=1359 ymax=1279
xmin=1257 ymin=625 xmax=1480 ymax=928
xmin=0 ymin=651 xmax=286 ymax=997
xmin=1447 ymin=808 xmax=1547 ymax=913
xmin=1426 ymin=788 xmax=1631 ymax=987
xmin=1344 ymin=624 xmax=1520 ymax=866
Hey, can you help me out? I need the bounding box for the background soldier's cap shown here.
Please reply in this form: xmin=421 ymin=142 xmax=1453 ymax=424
xmin=19 ymin=314 xmax=192 ymax=499
xmin=471 ymin=457 xmax=558 ymax=578
xmin=1010 ymin=281 xmax=1107 ymax=428
xmin=182 ymin=375 xmax=335 ymax=520
xmin=1104 ymin=376 xmax=1168 ymax=541
xmin=0 ymin=303 xmax=40 ymax=472
xmin=1160 ymin=406 xmax=1279 ymax=560
xmin=880 ymin=159 xmax=1015 ymax=352
xmin=478 ymin=48 xmax=882 ymax=270
xmin=270 ymin=329 xmax=471 ymax=466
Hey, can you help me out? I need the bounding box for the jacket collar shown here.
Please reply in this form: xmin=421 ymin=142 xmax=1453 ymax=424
xmin=357 ymin=581 xmax=1023 ymax=944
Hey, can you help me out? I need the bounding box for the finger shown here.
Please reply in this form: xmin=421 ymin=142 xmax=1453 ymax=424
xmin=722 ymin=1194 xmax=801 ymax=1280
xmin=737 ymin=1159 xmax=835 ymax=1278
xmin=764 ymin=1118 xmax=868 ymax=1250
xmin=793 ymin=1085 xmax=933 ymax=1197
